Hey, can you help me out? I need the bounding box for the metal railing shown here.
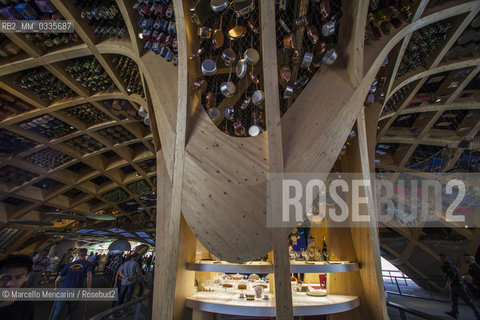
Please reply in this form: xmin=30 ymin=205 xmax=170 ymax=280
xmin=387 ymin=301 xmax=441 ymax=320
xmin=383 ymin=270 xmax=447 ymax=302
xmin=89 ymin=292 xmax=152 ymax=320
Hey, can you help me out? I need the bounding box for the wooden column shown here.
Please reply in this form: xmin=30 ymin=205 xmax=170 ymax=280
xmin=260 ymin=0 xmax=293 ymax=319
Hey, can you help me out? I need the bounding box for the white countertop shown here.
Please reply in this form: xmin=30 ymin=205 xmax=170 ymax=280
xmin=185 ymin=290 xmax=359 ymax=317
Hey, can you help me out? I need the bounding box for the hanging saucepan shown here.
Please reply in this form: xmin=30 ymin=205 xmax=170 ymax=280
xmin=283 ymin=85 xmax=294 ymax=99
xmin=322 ymin=13 xmax=342 ymax=37
xmin=300 ymin=52 xmax=313 ymax=69
xmin=293 ymin=74 xmax=309 ymax=89
xmin=211 ymin=0 xmax=232 ymax=12
xmin=207 ymin=107 xmax=221 ymax=120
xmin=236 ymin=59 xmax=248 ymax=79
xmin=240 ymin=96 xmax=251 ymax=110
xmin=201 ymin=59 xmax=217 ymax=75
xmin=294 ymin=15 xmax=309 ymax=29
xmin=248 ymin=112 xmax=261 ymax=137
xmin=225 ymin=105 xmax=235 ymax=120
xmin=233 ymin=0 xmax=255 ymax=17
xmin=228 ymin=25 xmax=246 ymax=40
xmin=220 ymin=81 xmax=236 ymax=97
xmin=252 ymin=90 xmax=265 ymax=105
xmin=233 ymin=120 xmax=246 ymax=136
xmin=221 ymin=48 xmax=236 ymax=66
xmin=457 ymin=29 xmax=476 ymax=45
xmin=322 ymin=48 xmax=337 ymax=65
xmin=244 ymin=48 xmax=260 ymax=65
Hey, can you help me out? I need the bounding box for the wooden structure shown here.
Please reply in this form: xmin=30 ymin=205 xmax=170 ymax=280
xmin=0 ymin=0 xmax=479 ymax=319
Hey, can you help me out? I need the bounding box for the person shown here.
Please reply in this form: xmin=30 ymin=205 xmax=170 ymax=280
xmin=42 ymin=253 xmax=58 ymax=284
xmin=51 ymin=248 xmax=92 ymax=320
xmin=93 ymin=253 xmax=99 ymax=275
xmin=118 ymin=254 xmax=142 ymax=305
xmin=463 ymin=254 xmax=480 ymax=294
xmin=0 ymin=255 xmax=34 ymax=320
xmin=25 ymin=249 xmax=50 ymax=288
xmin=57 ymin=248 xmax=73 ymax=277
xmin=439 ymin=254 xmax=480 ymax=319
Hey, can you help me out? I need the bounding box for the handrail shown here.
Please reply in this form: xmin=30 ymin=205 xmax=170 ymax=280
xmin=88 ymin=292 xmax=152 ymax=320
xmin=387 ymin=301 xmax=441 ymax=320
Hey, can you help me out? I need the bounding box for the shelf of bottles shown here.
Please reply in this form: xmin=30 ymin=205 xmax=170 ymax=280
xmin=275 ymin=0 xmax=342 ymax=115
xmin=65 ymin=57 xmax=115 ymax=94
xmin=102 ymin=187 xmax=129 ymax=203
xmin=0 ymin=1 xmax=81 ymax=53
xmin=111 ymin=55 xmax=145 ymax=97
xmin=381 ymin=82 xmax=413 ymax=116
xmin=0 ymin=165 xmax=39 ymax=187
xmin=62 ymin=103 xmax=111 ymax=127
xmin=365 ymin=0 xmax=413 ymax=44
xmin=132 ymin=0 xmax=177 ymax=65
xmin=96 ymin=125 xmax=136 ymax=145
xmin=0 ymin=129 xmax=38 ymax=157
xmin=189 ymin=0 xmax=266 ymax=137
xmin=444 ymin=15 xmax=480 ymax=62
xmin=18 ymin=114 xmax=77 ymax=140
xmin=15 ymin=67 xmax=75 ymax=103
xmin=0 ymin=34 xmax=22 ymax=59
xmin=73 ymin=0 xmax=126 ymax=39
xmin=24 ymin=147 xmax=73 ymax=170
xmin=396 ymin=21 xmax=452 ymax=78
xmin=0 ymin=89 xmax=35 ymax=121
xmin=64 ymin=134 xmax=105 ymax=154
xmin=127 ymin=179 xmax=152 ymax=196
xmin=102 ymin=99 xmax=141 ymax=121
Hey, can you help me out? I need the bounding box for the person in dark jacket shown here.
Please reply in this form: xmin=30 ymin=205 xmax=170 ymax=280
xmin=440 ymin=254 xmax=480 ymax=319
xmin=463 ymin=254 xmax=480 ymax=294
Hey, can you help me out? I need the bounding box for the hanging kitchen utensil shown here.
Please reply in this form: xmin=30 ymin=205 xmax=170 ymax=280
xmin=306 ymin=25 xmax=320 ymax=44
xmin=249 ymin=72 xmax=260 ymax=85
xmin=248 ymin=21 xmax=259 ymax=34
xmin=319 ymin=0 xmax=331 ymax=21
xmin=322 ymin=12 xmax=341 ymax=37
xmin=283 ymin=33 xmax=296 ymax=49
xmin=211 ymin=0 xmax=232 ymax=12
xmin=193 ymin=78 xmax=208 ymax=93
xmin=294 ymin=15 xmax=309 ymax=29
xmin=190 ymin=47 xmax=204 ymax=59
xmin=301 ymin=52 xmax=313 ymax=69
xmin=228 ymin=24 xmax=246 ymax=40
xmin=221 ymin=48 xmax=236 ymax=66
xmin=236 ymin=59 xmax=248 ymax=78
xmin=244 ymin=48 xmax=260 ymax=65
xmin=322 ymin=48 xmax=337 ymax=65
xmin=233 ymin=120 xmax=246 ymax=136
xmin=280 ymin=65 xmax=292 ymax=84
xmin=248 ymin=111 xmax=261 ymax=136
xmin=240 ymin=96 xmax=251 ymax=110
xmin=220 ymin=81 xmax=236 ymax=97
xmin=201 ymin=59 xmax=217 ymax=75
xmin=198 ymin=26 xmax=213 ymax=38
xmin=190 ymin=0 xmax=214 ymax=25
xmin=278 ymin=18 xmax=291 ymax=33
xmin=205 ymin=91 xmax=216 ymax=109
xmin=283 ymin=85 xmax=294 ymax=99
xmin=208 ymin=107 xmax=221 ymax=120
xmin=225 ymin=105 xmax=235 ymax=120
xmin=212 ymin=15 xmax=225 ymax=49
xmin=293 ymin=74 xmax=309 ymax=89
xmin=252 ymin=90 xmax=265 ymax=105
xmin=233 ymin=0 xmax=255 ymax=17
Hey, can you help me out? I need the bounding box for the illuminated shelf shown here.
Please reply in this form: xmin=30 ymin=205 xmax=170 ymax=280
xmin=186 ymin=261 xmax=359 ymax=274
xmin=185 ymin=291 xmax=360 ymax=317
